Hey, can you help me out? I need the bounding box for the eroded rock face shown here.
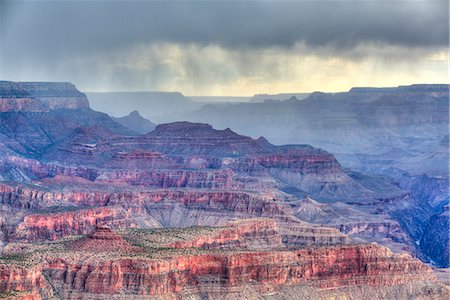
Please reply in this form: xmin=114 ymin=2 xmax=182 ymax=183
xmin=42 ymin=244 xmax=438 ymax=298
xmin=96 ymin=169 xmax=235 ymax=189
xmin=0 ymin=82 xmax=448 ymax=298
xmin=277 ymin=221 xmax=349 ymax=248
xmin=336 ymin=222 xmax=405 ymax=238
xmin=0 ymin=181 xmax=294 ymax=232
xmin=68 ymin=224 xmax=141 ymax=253
xmin=1 ymin=222 xmax=447 ymax=299
xmin=0 ymin=264 xmax=52 ymax=298
xmin=12 ymin=206 xmax=137 ymax=242
xmin=0 ymin=81 xmax=89 ymax=112
xmin=169 ymin=219 xmax=283 ymax=250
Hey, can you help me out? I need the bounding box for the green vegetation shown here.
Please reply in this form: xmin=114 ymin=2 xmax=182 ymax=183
xmin=120 ymin=226 xmax=220 ymax=248
xmin=0 ymin=290 xmax=21 ymax=298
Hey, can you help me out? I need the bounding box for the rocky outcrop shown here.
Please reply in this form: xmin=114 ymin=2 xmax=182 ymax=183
xmin=0 ymin=182 xmax=294 ymax=227
xmin=277 ymin=221 xmax=349 ymax=248
xmin=169 ymin=219 xmax=283 ymax=250
xmin=68 ymin=224 xmax=141 ymax=253
xmin=12 ymin=206 xmax=137 ymax=242
xmin=0 ymin=156 xmax=99 ymax=183
xmin=0 ymin=225 xmax=446 ymax=299
xmin=111 ymin=111 xmax=156 ymax=134
xmin=0 ymin=264 xmax=52 ymax=299
xmin=0 ymin=181 xmax=108 ymax=209
xmin=292 ymin=196 xmax=339 ymax=223
xmin=96 ymin=169 xmax=235 ymax=189
xmin=335 ymin=221 xmax=405 ymax=238
xmin=42 ymin=244 xmax=438 ymax=298
xmin=0 ymin=81 xmax=89 ymax=112
xmin=257 ymin=149 xmax=342 ymax=175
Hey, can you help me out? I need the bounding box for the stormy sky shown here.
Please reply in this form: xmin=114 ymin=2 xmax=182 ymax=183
xmin=0 ymin=1 xmax=448 ymax=96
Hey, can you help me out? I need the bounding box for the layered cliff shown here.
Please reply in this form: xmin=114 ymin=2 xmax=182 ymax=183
xmin=0 ymin=81 xmax=89 ymax=112
xmin=32 ymin=240 xmax=450 ymax=299
xmin=0 ymin=179 xmax=295 ymax=229
xmin=12 ymin=206 xmax=137 ymax=242
xmin=0 ymin=264 xmax=52 ymax=299
xmin=1 ymin=222 xmax=447 ymax=299
xmin=43 ymin=245 xmax=438 ymax=298
xmin=168 ymin=219 xmax=283 ymax=250
xmin=0 ymin=82 xmax=448 ymax=298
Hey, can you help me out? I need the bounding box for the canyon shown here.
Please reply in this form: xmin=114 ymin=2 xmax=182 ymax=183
xmin=0 ymin=222 xmax=447 ymax=299
xmin=0 ymin=81 xmax=448 ymax=299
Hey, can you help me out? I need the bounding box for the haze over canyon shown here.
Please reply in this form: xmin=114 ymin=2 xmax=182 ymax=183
xmin=0 ymin=80 xmax=447 ymax=299
xmin=0 ymin=1 xmax=448 ymax=299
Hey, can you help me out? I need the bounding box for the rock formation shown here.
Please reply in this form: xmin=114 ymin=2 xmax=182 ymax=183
xmin=68 ymin=224 xmax=140 ymax=253
xmin=12 ymin=206 xmax=137 ymax=242
xmin=1 ymin=225 xmax=447 ymax=299
xmin=0 ymin=81 xmax=89 ymax=112
xmin=168 ymin=219 xmax=284 ymax=250
xmin=0 ymin=81 xmax=448 ymax=298
xmin=111 ymin=110 xmax=156 ymax=134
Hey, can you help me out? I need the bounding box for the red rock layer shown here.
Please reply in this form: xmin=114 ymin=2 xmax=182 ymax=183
xmin=0 ymin=264 xmax=52 ymax=299
xmin=12 ymin=206 xmax=137 ymax=242
xmin=169 ymin=219 xmax=283 ymax=250
xmin=0 ymin=183 xmax=292 ymax=219
xmin=43 ymin=244 xmax=435 ymax=297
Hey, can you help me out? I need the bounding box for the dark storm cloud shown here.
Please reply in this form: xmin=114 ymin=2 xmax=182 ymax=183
xmin=0 ymin=1 xmax=447 ymax=94
xmin=1 ymin=0 xmax=448 ymax=62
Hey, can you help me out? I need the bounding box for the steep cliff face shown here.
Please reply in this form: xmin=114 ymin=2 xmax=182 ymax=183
xmin=277 ymin=221 xmax=349 ymax=248
xmin=0 ymin=81 xmax=89 ymax=112
xmin=42 ymin=244 xmax=439 ymax=298
xmin=169 ymin=219 xmax=283 ymax=250
xmin=335 ymin=222 xmax=405 ymax=238
xmin=12 ymin=206 xmax=137 ymax=242
xmin=410 ymin=174 xmax=449 ymax=208
xmin=0 ymin=264 xmax=52 ymax=299
xmin=0 ymin=181 xmax=294 ymax=229
xmin=96 ymin=168 xmax=235 ymax=189
xmin=1 ymin=223 xmax=447 ymax=299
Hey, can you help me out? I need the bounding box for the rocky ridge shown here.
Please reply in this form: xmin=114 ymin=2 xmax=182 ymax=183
xmin=0 ymin=81 xmax=448 ymax=298
xmin=0 ymin=81 xmax=89 ymax=112
xmin=0 ymin=225 xmax=447 ymax=299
